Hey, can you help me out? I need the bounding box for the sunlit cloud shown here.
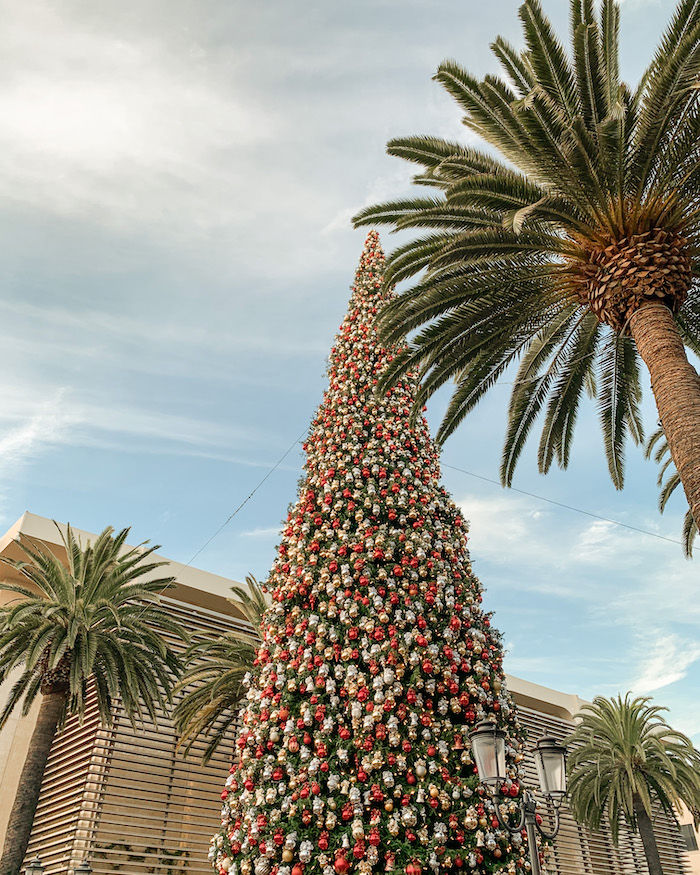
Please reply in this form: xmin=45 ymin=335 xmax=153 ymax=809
xmin=0 ymin=1 xmax=272 ymax=237
xmin=631 ymin=634 xmax=700 ymax=694
xmin=0 ymin=392 xmax=75 ymax=521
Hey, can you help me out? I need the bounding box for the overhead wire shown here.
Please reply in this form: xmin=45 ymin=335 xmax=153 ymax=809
xmin=185 ymin=428 xmax=307 ymax=567
xmin=140 ymin=429 xmax=307 ymax=613
xmin=442 ymin=461 xmax=682 ymax=547
xmin=182 ymin=429 xmax=682 ymax=572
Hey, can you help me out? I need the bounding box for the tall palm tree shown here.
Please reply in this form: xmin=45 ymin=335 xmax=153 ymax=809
xmin=0 ymin=524 xmax=187 ymax=875
xmin=354 ymin=0 xmax=700 ymax=526
xmin=645 ymin=426 xmax=698 ymax=556
xmin=173 ymin=575 xmax=265 ymax=764
xmin=567 ymin=694 xmax=700 ymax=875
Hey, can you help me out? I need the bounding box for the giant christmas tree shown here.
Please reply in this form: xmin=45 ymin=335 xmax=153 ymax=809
xmin=211 ymin=233 xmax=529 ymax=875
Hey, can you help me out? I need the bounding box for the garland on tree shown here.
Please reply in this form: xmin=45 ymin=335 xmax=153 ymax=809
xmin=211 ymin=232 xmax=530 ymax=875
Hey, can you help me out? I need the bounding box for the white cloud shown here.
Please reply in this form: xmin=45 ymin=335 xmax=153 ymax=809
xmin=0 ymin=298 xmax=329 ymax=386
xmin=0 ymin=384 xmax=281 ymax=474
xmin=0 ymin=391 xmax=73 ymax=464
xmin=0 ymin=1 xmax=273 ymax=237
xmin=241 ymin=527 xmax=283 ymax=539
xmin=453 ymin=488 xmax=700 ymax=720
xmin=631 ymin=634 xmax=700 ymax=694
xmin=0 ymin=391 xmax=75 ymax=520
xmin=457 ymin=492 xmax=604 ymax=597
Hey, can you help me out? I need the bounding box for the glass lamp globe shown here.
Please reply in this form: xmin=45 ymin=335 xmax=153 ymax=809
xmin=470 ymin=721 xmax=507 ymax=787
xmin=534 ymin=735 xmax=567 ymax=801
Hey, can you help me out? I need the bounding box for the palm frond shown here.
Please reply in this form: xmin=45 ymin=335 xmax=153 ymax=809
xmin=520 ymin=0 xmax=578 ymax=119
xmin=0 ymin=524 xmax=187 ymax=731
xmin=538 ymin=312 xmax=601 ymax=474
xmin=596 ymin=334 xmax=643 ymax=489
xmin=173 ymin=576 xmax=264 ymax=763
xmin=644 ymin=426 xmax=698 ymax=556
xmin=567 ymin=694 xmax=700 ymax=845
xmin=491 ymin=36 xmax=535 ymax=98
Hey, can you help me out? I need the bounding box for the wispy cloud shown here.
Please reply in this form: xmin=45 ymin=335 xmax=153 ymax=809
xmin=0 ymin=385 xmax=285 ymax=474
xmin=0 ymin=391 xmax=73 ymax=464
xmin=0 ymin=298 xmax=328 ymax=391
xmin=240 ymin=526 xmax=282 ymax=539
xmin=0 ymin=1 xmax=272 ymax=237
xmin=456 ymin=492 xmax=608 ymax=598
xmin=631 ymin=634 xmax=700 ymax=694
xmin=0 ymin=391 xmax=75 ymax=520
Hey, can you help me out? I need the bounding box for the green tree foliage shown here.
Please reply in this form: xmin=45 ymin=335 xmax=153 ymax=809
xmin=354 ymin=0 xmax=700 ymax=526
xmin=567 ymin=694 xmax=700 ymax=875
xmin=173 ymin=575 xmax=265 ymax=764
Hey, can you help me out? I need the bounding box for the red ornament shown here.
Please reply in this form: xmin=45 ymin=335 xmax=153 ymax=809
xmin=334 ymin=856 xmax=350 ymax=875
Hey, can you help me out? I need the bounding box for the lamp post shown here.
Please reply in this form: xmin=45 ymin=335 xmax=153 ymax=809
xmin=470 ymin=722 xmax=567 ymax=875
xmin=24 ymin=858 xmax=45 ymax=875
xmin=75 ymin=861 xmax=93 ymax=874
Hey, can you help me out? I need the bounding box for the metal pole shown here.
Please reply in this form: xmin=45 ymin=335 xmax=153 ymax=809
xmin=523 ymin=793 xmax=542 ymax=875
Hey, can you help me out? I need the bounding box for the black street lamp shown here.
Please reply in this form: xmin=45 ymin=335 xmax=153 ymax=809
xmin=470 ymin=721 xmax=567 ymax=875
xmin=24 ymin=858 xmax=45 ymax=875
xmin=74 ymin=861 xmax=93 ymax=874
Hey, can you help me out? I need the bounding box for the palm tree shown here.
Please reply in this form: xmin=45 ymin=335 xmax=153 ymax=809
xmin=645 ymin=426 xmax=698 ymax=556
xmin=0 ymin=524 xmax=187 ymax=875
xmin=173 ymin=575 xmax=265 ymax=764
xmin=354 ymin=0 xmax=700 ymax=526
xmin=567 ymin=694 xmax=700 ymax=875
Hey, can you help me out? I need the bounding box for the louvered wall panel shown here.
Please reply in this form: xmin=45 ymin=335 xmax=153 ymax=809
xmin=23 ymin=691 xmax=104 ymax=872
xmin=516 ymin=706 xmax=692 ymax=875
xmin=23 ymin=596 xmax=251 ymax=875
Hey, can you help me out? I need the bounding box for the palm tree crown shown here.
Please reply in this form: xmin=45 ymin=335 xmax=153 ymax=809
xmin=0 ymin=524 xmax=186 ymax=728
xmin=173 ymin=575 xmax=265 ymax=764
xmin=567 ymin=693 xmax=700 ymax=875
xmin=0 ymin=524 xmax=188 ymax=875
xmin=354 ymin=0 xmax=700 ymax=523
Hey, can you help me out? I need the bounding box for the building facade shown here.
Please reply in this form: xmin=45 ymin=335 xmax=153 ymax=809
xmin=0 ymin=514 xmax=694 ymax=874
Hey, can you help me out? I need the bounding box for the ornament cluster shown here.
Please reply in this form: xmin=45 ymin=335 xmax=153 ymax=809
xmin=211 ymin=232 xmax=529 ymax=875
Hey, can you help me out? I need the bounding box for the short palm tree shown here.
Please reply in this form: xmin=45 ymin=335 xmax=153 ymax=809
xmin=567 ymin=694 xmax=700 ymax=875
xmin=354 ymin=0 xmax=700 ymax=526
xmin=0 ymin=524 xmax=187 ymax=875
xmin=173 ymin=575 xmax=265 ymax=764
xmin=645 ymin=425 xmax=698 ymax=556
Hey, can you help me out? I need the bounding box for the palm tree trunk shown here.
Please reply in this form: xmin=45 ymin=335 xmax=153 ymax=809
xmin=0 ymin=692 xmax=66 ymax=875
xmin=632 ymin=793 xmax=664 ymax=875
xmin=629 ymin=302 xmax=700 ymax=527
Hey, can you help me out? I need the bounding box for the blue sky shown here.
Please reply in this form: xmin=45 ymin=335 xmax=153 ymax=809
xmin=2 ymin=0 xmax=700 ymax=739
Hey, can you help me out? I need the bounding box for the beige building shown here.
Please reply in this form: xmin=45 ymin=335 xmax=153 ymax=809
xmin=0 ymin=513 xmax=695 ymax=874
xmin=678 ymin=807 xmax=700 ymax=875
xmin=0 ymin=513 xmax=251 ymax=875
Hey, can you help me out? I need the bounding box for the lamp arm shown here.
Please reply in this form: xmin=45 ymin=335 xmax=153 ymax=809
xmin=491 ymin=792 xmax=527 ymax=834
xmin=534 ymin=800 xmax=560 ymax=841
